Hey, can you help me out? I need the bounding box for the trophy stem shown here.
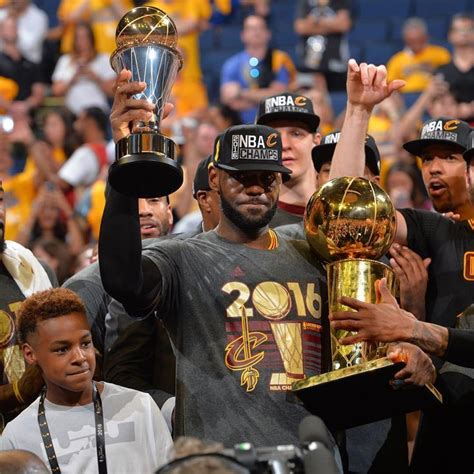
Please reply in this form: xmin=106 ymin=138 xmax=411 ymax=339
xmin=327 ymin=258 xmax=397 ymax=371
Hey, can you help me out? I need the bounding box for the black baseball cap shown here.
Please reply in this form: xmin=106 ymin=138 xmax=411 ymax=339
xmin=212 ymin=124 xmax=292 ymax=177
xmin=192 ymin=155 xmax=212 ymax=198
xmin=312 ymin=130 xmax=381 ymax=176
xmin=403 ymin=117 xmax=472 ymax=156
xmin=255 ymin=92 xmax=320 ymax=133
xmin=463 ymin=131 xmax=474 ymax=164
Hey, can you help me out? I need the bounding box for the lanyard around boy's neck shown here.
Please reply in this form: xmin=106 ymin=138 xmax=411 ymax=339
xmin=37 ymin=383 xmax=108 ymax=474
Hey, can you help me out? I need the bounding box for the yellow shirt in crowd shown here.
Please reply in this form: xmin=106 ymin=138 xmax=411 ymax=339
xmin=145 ymin=0 xmax=211 ymax=117
xmin=4 ymin=148 xmax=67 ymax=241
xmin=387 ymin=44 xmax=451 ymax=93
xmin=58 ymin=0 xmax=133 ymax=55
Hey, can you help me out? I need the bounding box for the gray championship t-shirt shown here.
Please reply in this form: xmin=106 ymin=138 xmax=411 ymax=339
xmin=141 ymin=230 xmax=329 ymax=448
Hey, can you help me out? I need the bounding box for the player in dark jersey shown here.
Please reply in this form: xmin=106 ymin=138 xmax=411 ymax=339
xmin=329 ymin=58 xmax=474 ymax=473
xmin=99 ymin=70 xmax=436 ymax=464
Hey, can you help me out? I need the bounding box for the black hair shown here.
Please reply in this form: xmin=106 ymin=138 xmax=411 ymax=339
xmin=83 ymin=107 xmax=108 ymax=135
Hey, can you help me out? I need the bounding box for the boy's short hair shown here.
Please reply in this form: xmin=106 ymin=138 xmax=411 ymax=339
xmin=17 ymin=288 xmax=86 ymax=344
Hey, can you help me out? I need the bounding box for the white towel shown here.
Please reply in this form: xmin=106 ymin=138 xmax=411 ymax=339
xmin=1 ymin=240 xmax=52 ymax=297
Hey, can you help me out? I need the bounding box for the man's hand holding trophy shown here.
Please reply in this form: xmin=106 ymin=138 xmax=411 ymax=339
xmin=109 ymin=6 xmax=183 ymax=198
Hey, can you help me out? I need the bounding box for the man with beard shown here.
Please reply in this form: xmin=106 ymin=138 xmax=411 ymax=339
xmin=98 ymin=71 xmax=436 ymax=455
xmin=403 ymin=117 xmax=473 ymax=220
xmin=0 ymin=182 xmax=56 ymax=431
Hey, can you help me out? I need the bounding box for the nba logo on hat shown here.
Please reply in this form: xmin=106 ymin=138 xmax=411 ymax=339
xmin=212 ymin=124 xmax=292 ymax=176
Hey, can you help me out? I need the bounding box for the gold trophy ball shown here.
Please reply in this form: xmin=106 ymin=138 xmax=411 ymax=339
xmin=115 ymin=6 xmax=179 ymax=50
xmin=252 ymin=281 xmax=292 ymax=320
xmin=305 ymin=177 xmax=396 ymax=262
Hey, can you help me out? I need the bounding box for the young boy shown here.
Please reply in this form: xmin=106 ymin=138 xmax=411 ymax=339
xmin=0 ymin=288 xmax=173 ymax=473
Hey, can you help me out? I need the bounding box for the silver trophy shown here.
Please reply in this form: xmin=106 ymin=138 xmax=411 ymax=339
xmin=109 ymin=6 xmax=183 ymax=197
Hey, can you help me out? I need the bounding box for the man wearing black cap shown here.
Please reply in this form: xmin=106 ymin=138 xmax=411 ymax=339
xmin=99 ymin=71 xmax=437 ymax=469
xmin=255 ymin=92 xmax=321 ymax=226
xmin=99 ymin=119 xmax=336 ymax=451
xmin=403 ymin=117 xmax=473 ymax=219
xmin=172 ymin=156 xmax=220 ymax=235
xmin=313 ymin=130 xmax=381 ymax=188
xmin=329 ymin=59 xmax=474 ymax=473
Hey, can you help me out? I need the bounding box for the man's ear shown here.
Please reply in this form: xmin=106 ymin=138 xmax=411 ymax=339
xmin=22 ymin=343 xmax=37 ymax=366
xmin=209 ymin=165 xmax=219 ymax=192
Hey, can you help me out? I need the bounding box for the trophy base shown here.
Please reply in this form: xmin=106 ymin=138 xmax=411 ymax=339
xmin=109 ymin=133 xmax=183 ymax=198
xmin=292 ymin=358 xmax=442 ymax=430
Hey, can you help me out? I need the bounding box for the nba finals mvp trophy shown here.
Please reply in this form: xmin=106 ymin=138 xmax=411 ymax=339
xmin=292 ymin=177 xmax=442 ymax=429
xmin=109 ymin=6 xmax=183 ymax=197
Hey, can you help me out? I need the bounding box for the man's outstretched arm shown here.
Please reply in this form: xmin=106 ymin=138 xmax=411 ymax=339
xmin=99 ymin=70 xmax=166 ymax=316
xmin=329 ymin=59 xmax=409 ymax=243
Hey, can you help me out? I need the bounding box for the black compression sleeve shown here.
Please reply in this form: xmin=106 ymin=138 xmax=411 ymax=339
xmin=99 ymin=184 xmax=161 ymax=316
xmin=445 ymin=328 xmax=474 ymax=368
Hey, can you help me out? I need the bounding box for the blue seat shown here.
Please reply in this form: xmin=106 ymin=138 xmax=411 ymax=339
xmin=363 ymin=42 xmax=399 ymax=64
xmin=330 ymin=91 xmax=348 ymax=116
xmin=414 ymin=0 xmax=468 ymax=17
xmin=219 ymin=24 xmax=242 ymax=51
xmin=349 ymin=43 xmax=364 ymax=62
xmin=402 ymin=92 xmax=421 ymax=108
xmin=199 ymin=28 xmax=216 ymax=52
xmin=356 ymin=0 xmax=412 ymax=20
xmin=348 ymin=19 xmax=389 ymax=42
xmin=425 ymin=17 xmax=449 ymax=41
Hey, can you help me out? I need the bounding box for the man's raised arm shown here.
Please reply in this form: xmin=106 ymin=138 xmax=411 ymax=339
xmin=329 ymin=60 xmax=409 ymax=243
xmin=99 ymin=70 xmax=167 ymax=316
xmin=329 ymin=60 xmax=405 ymax=180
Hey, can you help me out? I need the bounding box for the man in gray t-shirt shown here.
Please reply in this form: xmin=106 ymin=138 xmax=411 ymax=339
xmin=100 ymin=72 xmax=436 ymax=467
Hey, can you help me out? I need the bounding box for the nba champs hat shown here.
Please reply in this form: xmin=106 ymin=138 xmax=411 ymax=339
xmin=212 ymin=124 xmax=292 ymax=176
xmin=255 ymin=93 xmax=320 ymax=132
xmin=403 ymin=117 xmax=472 ymax=156
xmin=192 ymin=155 xmax=212 ymax=198
xmin=312 ymin=130 xmax=381 ymax=175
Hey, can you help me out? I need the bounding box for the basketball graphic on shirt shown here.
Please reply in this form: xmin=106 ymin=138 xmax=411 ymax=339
xmin=252 ymin=281 xmax=291 ymax=320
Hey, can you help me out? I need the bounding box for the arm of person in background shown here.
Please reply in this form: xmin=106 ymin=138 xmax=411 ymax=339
xmin=329 ymin=59 xmax=410 ymax=245
xmin=15 ymin=186 xmax=47 ymax=247
xmin=52 ymin=187 xmax=85 ymax=256
xmin=294 ymin=8 xmax=351 ymax=36
xmin=390 ymin=76 xmax=449 ymax=146
xmin=0 ymin=364 xmax=44 ymax=414
xmin=389 ymin=244 xmax=430 ymax=321
xmin=220 ymin=57 xmax=258 ymax=111
xmin=99 ymin=70 xmax=170 ymax=316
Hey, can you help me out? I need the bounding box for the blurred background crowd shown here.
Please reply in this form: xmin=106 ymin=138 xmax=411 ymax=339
xmin=0 ymin=0 xmax=472 ymax=285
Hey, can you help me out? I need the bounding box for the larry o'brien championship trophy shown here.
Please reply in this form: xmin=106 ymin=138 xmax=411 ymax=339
xmin=109 ymin=6 xmax=183 ymax=197
xmin=292 ymin=177 xmax=442 ymax=429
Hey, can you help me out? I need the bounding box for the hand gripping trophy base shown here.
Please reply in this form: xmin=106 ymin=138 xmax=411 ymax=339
xmin=109 ymin=132 xmax=183 ymax=198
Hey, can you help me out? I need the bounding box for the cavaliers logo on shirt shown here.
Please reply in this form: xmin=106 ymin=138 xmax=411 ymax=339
xmin=464 ymin=251 xmax=474 ymax=281
xmin=223 ymin=280 xmax=322 ymax=392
